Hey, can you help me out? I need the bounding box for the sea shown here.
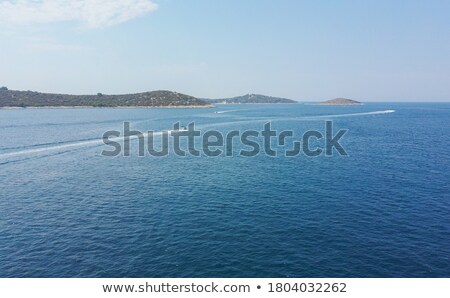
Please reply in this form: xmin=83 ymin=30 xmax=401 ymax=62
xmin=0 ymin=103 xmax=449 ymax=277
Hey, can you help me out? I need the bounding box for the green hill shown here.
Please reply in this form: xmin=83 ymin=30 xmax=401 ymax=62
xmin=321 ymin=98 xmax=361 ymax=105
xmin=205 ymin=94 xmax=297 ymax=104
xmin=0 ymin=88 xmax=212 ymax=108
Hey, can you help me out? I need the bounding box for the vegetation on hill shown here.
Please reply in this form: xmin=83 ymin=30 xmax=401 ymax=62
xmin=0 ymin=88 xmax=212 ymax=108
xmin=321 ymin=98 xmax=361 ymax=105
xmin=205 ymin=94 xmax=297 ymax=104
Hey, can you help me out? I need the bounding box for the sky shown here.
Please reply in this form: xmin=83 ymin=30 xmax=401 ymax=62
xmin=0 ymin=0 xmax=449 ymax=102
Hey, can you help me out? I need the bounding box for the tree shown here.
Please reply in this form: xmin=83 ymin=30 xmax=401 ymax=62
xmin=97 ymin=93 xmax=103 ymax=97
xmin=0 ymin=86 xmax=8 ymax=91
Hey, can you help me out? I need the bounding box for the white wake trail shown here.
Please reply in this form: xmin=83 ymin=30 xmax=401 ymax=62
xmin=297 ymin=109 xmax=396 ymax=119
xmin=214 ymin=109 xmax=245 ymax=114
xmin=0 ymin=139 xmax=105 ymax=159
xmin=0 ymin=132 xmax=165 ymax=160
xmin=0 ymin=110 xmax=395 ymax=161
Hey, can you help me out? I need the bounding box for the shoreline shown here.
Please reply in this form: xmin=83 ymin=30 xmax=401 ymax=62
xmin=318 ymin=103 xmax=363 ymax=106
xmin=214 ymin=102 xmax=298 ymax=104
xmin=0 ymin=105 xmax=214 ymax=110
xmin=304 ymin=103 xmax=363 ymax=106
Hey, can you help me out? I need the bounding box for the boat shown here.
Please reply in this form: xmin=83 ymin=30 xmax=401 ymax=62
xmin=172 ymin=125 xmax=188 ymax=133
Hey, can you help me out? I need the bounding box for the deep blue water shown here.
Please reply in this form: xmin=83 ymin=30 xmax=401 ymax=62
xmin=0 ymin=103 xmax=449 ymax=277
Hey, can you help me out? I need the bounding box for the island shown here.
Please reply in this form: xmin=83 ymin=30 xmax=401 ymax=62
xmin=320 ymin=98 xmax=361 ymax=105
xmin=0 ymin=87 xmax=212 ymax=108
xmin=205 ymin=94 xmax=297 ymax=104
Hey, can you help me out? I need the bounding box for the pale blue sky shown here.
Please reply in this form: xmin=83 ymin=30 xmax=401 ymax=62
xmin=1 ymin=0 xmax=449 ymax=101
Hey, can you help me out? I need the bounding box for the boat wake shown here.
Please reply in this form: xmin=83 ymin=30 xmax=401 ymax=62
xmin=214 ymin=109 xmax=245 ymax=114
xmin=0 ymin=132 xmax=165 ymax=162
xmin=295 ymin=109 xmax=396 ymax=119
xmin=0 ymin=110 xmax=395 ymax=163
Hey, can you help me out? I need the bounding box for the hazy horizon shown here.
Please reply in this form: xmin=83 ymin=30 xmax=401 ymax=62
xmin=1 ymin=0 xmax=450 ymax=102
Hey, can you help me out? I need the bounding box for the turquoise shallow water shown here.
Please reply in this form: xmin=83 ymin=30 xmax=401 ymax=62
xmin=0 ymin=103 xmax=449 ymax=277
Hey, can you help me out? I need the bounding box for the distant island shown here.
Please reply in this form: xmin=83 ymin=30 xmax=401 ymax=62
xmin=205 ymin=94 xmax=297 ymax=104
xmin=0 ymin=87 xmax=212 ymax=108
xmin=0 ymin=87 xmax=365 ymax=108
xmin=320 ymin=98 xmax=361 ymax=105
